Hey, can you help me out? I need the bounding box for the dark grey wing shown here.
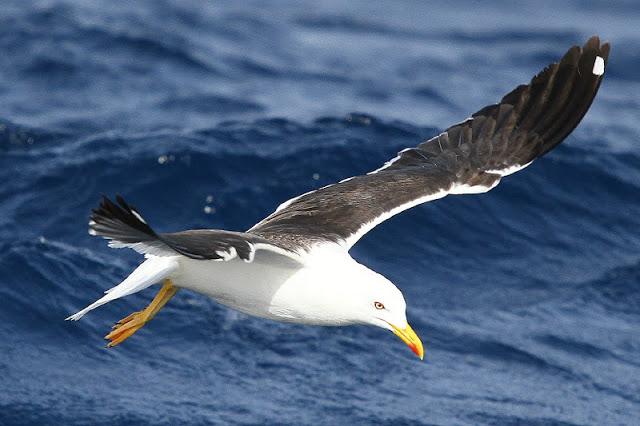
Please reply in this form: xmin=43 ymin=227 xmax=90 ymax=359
xmin=250 ymin=36 xmax=610 ymax=251
xmin=90 ymin=196 xmax=302 ymax=263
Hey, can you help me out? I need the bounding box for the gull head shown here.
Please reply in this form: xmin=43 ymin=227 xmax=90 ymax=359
xmin=336 ymin=264 xmax=424 ymax=360
xmin=285 ymin=247 xmax=424 ymax=359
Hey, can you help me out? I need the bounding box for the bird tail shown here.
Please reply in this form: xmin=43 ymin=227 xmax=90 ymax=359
xmin=66 ymin=256 xmax=179 ymax=321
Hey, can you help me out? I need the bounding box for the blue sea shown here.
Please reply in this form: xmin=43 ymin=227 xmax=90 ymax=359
xmin=1 ymin=1 xmax=639 ymax=425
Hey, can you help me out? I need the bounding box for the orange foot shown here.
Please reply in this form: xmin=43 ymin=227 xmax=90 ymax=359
xmin=105 ymin=279 xmax=178 ymax=347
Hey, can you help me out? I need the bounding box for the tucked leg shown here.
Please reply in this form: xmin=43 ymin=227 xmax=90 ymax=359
xmin=105 ymin=279 xmax=178 ymax=347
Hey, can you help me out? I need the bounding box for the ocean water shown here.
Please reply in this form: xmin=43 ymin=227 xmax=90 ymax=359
xmin=1 ymin=1 xmax=639 ymax=425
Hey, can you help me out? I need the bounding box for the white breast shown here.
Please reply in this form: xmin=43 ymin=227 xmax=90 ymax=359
xmin=170 ymin=245 xmax=368 ymax=325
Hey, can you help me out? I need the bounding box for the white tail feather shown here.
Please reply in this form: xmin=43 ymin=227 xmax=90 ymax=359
xmin=66 ymin=256 xmax=180 ymax=321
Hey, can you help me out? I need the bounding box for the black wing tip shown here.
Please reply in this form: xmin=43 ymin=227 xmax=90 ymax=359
xmin=89 ymin=195 xmax=158 ymax=242
xmin=475 ymin=37 xmax=609 ymax=121
xmin=584 ymin=35 xmax=611 ymax=59
xmin=581 ymin=35 xmax=610 ymax=71
xmin=528 ymin=35 xmax=609 ymax=92
xmin=568 ymin=35 xmax=609 ymax=58
xmin=502 ymin=35 xmax=610 ymax=159
xmin=555 ymin=35 xmax=609 ymax=81
xmin=418 ymin=35 xmax=612 ymax=178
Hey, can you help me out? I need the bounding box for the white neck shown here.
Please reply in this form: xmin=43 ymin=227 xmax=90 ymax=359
xmin=265 ymin=245 xmax=378 ymax=325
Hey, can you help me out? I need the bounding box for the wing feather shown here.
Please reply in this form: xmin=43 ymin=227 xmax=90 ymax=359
xmin=90 ymin=196 xmax=302 ymax=263
xmin=250 ymin=37 xmax=609 ymax=251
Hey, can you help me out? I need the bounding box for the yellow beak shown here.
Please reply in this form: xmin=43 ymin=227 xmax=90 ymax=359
xmin=391 ymin=323 xmax=424 ymax=360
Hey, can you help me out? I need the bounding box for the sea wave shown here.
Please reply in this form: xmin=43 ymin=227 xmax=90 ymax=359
xmin=1 ymin=1 xmax=639 ymax=425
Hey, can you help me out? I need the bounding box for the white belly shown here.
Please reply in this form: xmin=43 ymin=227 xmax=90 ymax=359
xmin=170 ymin=254 xmax=296 ymax=320
xmin=167 ymin=247 xmax=373 ymax=326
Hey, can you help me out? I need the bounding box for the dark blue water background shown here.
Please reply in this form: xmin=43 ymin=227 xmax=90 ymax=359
xmin=1 ymin=1 xmax=639 ymax=425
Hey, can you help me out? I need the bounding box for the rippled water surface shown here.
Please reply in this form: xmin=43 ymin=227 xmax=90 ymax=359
xmin=1 ymin=1 xmax=639 ymax=425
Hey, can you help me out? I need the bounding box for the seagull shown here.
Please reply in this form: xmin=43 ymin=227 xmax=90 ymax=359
xmin=67 ymin=36 xmax=609 ymax=359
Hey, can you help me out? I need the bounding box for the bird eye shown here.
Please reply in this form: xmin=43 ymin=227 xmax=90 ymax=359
xmin=374 ymin=301 xmax=385 ymax=310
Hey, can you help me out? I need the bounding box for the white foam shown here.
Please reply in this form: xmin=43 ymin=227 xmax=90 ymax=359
xmin=592 ymin=56 xmax=605 ymax=76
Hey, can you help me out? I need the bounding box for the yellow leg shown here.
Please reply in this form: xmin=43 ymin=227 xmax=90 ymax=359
xmin=105 ymin=279 xmax=178 ymax=347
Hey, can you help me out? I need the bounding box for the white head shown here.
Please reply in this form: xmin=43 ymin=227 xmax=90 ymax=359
xmin=288 ymin=252 xmax=424 ymax=359
xmin=341 ymin=266 xmax=424 ymax=359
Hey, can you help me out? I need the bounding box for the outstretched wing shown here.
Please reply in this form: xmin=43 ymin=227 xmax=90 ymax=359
xmin=250 ymin=36 xmax=610 ymax=251
xmin=90 ymin=196 xmax=302 ymax=263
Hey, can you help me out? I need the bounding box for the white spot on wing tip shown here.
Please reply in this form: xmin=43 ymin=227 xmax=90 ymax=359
xmin=593 ymin=56 xmax=605 ymax=76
